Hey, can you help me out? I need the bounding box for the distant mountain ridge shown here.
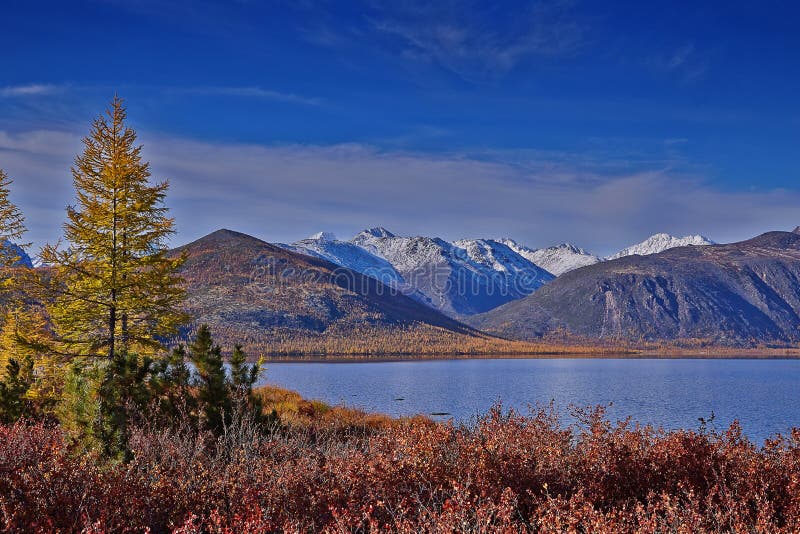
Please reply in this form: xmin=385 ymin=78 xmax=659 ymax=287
xmin=606 ymin=233 xmax=714 ymax=260
xmin=498 ymin=239 xmax=601 ymax=276
xmin=278 ymin=228 xmax=716 ymax=317
xmin=170 ymin=227 xmax=800 ymax=348
xmin=469 ymin=230 xmax=800 ymax=346
xmin=351 ymin=230 xmax=553 ymax=316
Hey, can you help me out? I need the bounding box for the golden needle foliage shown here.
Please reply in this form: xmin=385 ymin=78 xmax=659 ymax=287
xmin=0 ymin=169 xmax=29 ymax=299
xmin=40 ymin=96 xmax=188 ymax=359
xmin=0 ymin=305 xmax=60 ymax=406
xmin=0 ymin=170 xmax=27 ymax=252
xmin=0 ymin=170 xmax=40 ymax=382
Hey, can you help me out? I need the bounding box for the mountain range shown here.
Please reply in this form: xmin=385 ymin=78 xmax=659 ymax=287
xmin=279 ymin=228 xmax=715 ymax=318
xmin=352 ymin=230 xmax=554 ymax=316
xmin=282 ymin=228 xmax=556 ymax=316
xmin=23 ymin=225 xmax=800 ymax=350
xmin=469 ymin=230 xmax=800 ymax=346
xmin=168 ymin=229 xmax=514 ymax=355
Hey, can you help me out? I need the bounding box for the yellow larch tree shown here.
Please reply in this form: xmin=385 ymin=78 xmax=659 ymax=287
xmin=0 ymin=305 xmax=60 ymax=408
xmin=41 ymin=96 xmax=188 ymax=359
xmin=0 ymin=169 xmax=35 ymax=377
xmin=0 ymin=169 xmax=30 ymax=300
xmin=0 ymin=169 xmax=27 ymax=263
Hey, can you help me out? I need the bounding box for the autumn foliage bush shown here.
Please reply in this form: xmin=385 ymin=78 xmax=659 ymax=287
xmin=3 ymin=401 xmax=800 ymax=533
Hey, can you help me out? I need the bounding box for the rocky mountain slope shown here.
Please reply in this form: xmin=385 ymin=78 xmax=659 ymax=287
xmin=277 ymin=231 xmax=406 ymax=290
xmin=170 ymin=229 xmax=481 ymax=354
xmin=498 ymin=233 xmax=712 ymax=276
xmin=352 ymin=229 xmax=553 ymax=316
xmin=498 ymin=239 xmax=601 ymax=276
xmin=275 ymin=227 xmax=716 ymax=320
xmin=470 ymin=230 xmax=800 ymax=346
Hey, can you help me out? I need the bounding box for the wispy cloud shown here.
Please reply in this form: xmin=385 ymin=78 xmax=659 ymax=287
xmin=0 ymin=84 xmax=63 ymax=98
xmin=3 ymin=128 xmax=800 ymax=257
xmin=178 ymin=86 xmax=323 ymax=106
xmin=666 ymin=44 xmax=694 ymax=70
xmin=650 ymin=43 xmax=710 ymax=84
xmin=297 ymin=0 xmax=584 ymax=83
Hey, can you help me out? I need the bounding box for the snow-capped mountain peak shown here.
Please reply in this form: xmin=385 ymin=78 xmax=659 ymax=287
xmin=348 ymin=233 xmax=553 ymax=315
xmin=607 ymin=233 xmax=715 ymax=260
xmin=454 ymin=239 xmax=511 ymax=272
xmin=453 ymin=239 xmax=553 ymax=279
xmin=357 ymin=227 xmax=396 ymax=239
xmin=277 ymin=233 xmax=405 ymax=290
xmin=308 ymin=231 xmax=336 ymax=242
xmin=498 ymin=238 xmax=601 ymax=276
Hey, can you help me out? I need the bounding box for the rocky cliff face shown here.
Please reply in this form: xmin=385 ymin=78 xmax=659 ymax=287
xmin=470 ymin=231 xmax=800 ymax=346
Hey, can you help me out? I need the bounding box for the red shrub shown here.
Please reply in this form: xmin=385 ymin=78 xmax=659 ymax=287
xmin=2 ymin=407 xmax=800 ymax=532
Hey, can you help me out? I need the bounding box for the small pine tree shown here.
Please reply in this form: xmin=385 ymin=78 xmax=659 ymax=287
xmin=178 ymin=326 xmax=265 ymax=435
xmin=0 ymin=356 xmax=35 ymax=423
xmin=57 ymin=363 xmax=102 ymax=452
xmin=229 ymin=343 xmax=265 ymax=424
xmin=152 ymin=344 xmax=196 ymax=427
xmin=188 ymin=325 xmax=229 ymax=435
xmin=97 ymin=351 xmax=157 ymax=460
xmin=229 ymin=344 xmax=260 ymax=394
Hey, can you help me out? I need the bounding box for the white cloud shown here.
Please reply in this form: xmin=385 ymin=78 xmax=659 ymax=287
xmin=2 ymin=128 xmax=799 ymax=257
xmin=0 ymin=84 xmax=62 ymax=98
xmin=179 ymin=86 xmax=323 ymax=106
xmin=650 ymin=43 xmax=710 ymax=84
xmin=299 ymin=0 xmax=584 ymax=82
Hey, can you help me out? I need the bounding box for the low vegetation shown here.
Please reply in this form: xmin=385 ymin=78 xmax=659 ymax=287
xmin=4 ymin=397 xmax=800 ymax=532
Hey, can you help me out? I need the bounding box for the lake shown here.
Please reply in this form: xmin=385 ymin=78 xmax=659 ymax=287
xmin=257 ymin=357 xmax=800 ymax=444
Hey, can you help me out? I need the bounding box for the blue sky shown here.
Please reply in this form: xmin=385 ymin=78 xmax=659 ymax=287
xmin=1 ymin=0 xmax=799 ymax=255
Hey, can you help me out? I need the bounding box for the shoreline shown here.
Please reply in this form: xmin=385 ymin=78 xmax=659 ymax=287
xmin=257 ymin=348 xmax=800 ymax=363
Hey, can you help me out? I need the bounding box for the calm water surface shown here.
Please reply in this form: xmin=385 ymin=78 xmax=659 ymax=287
xmin=257 ymin=358 xmax=800 ymax=444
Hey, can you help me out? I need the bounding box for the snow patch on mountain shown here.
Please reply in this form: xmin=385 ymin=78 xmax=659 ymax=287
xmin=498 ymin=239 xmax=601 ymax=276
xmin=278 ymin=234 xmax=404 ymax=289
xmin=308 ymin=231 xmax=336 ymax=242
xmin=453 ymin=239 xmax=554 ymax=280
xmin=360 ymin=227 xmax=396 ymax=239
xmin=353 ymin=231 xmax=453 ymax=275
xmin=351 ymin=231 xmax=552 ymax=316
xmin=607 ymin=233 xmax=715 ymax=260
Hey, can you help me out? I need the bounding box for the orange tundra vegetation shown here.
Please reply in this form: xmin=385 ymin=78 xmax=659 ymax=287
xmin=2 ymin=389 xmax=800 ymax=533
